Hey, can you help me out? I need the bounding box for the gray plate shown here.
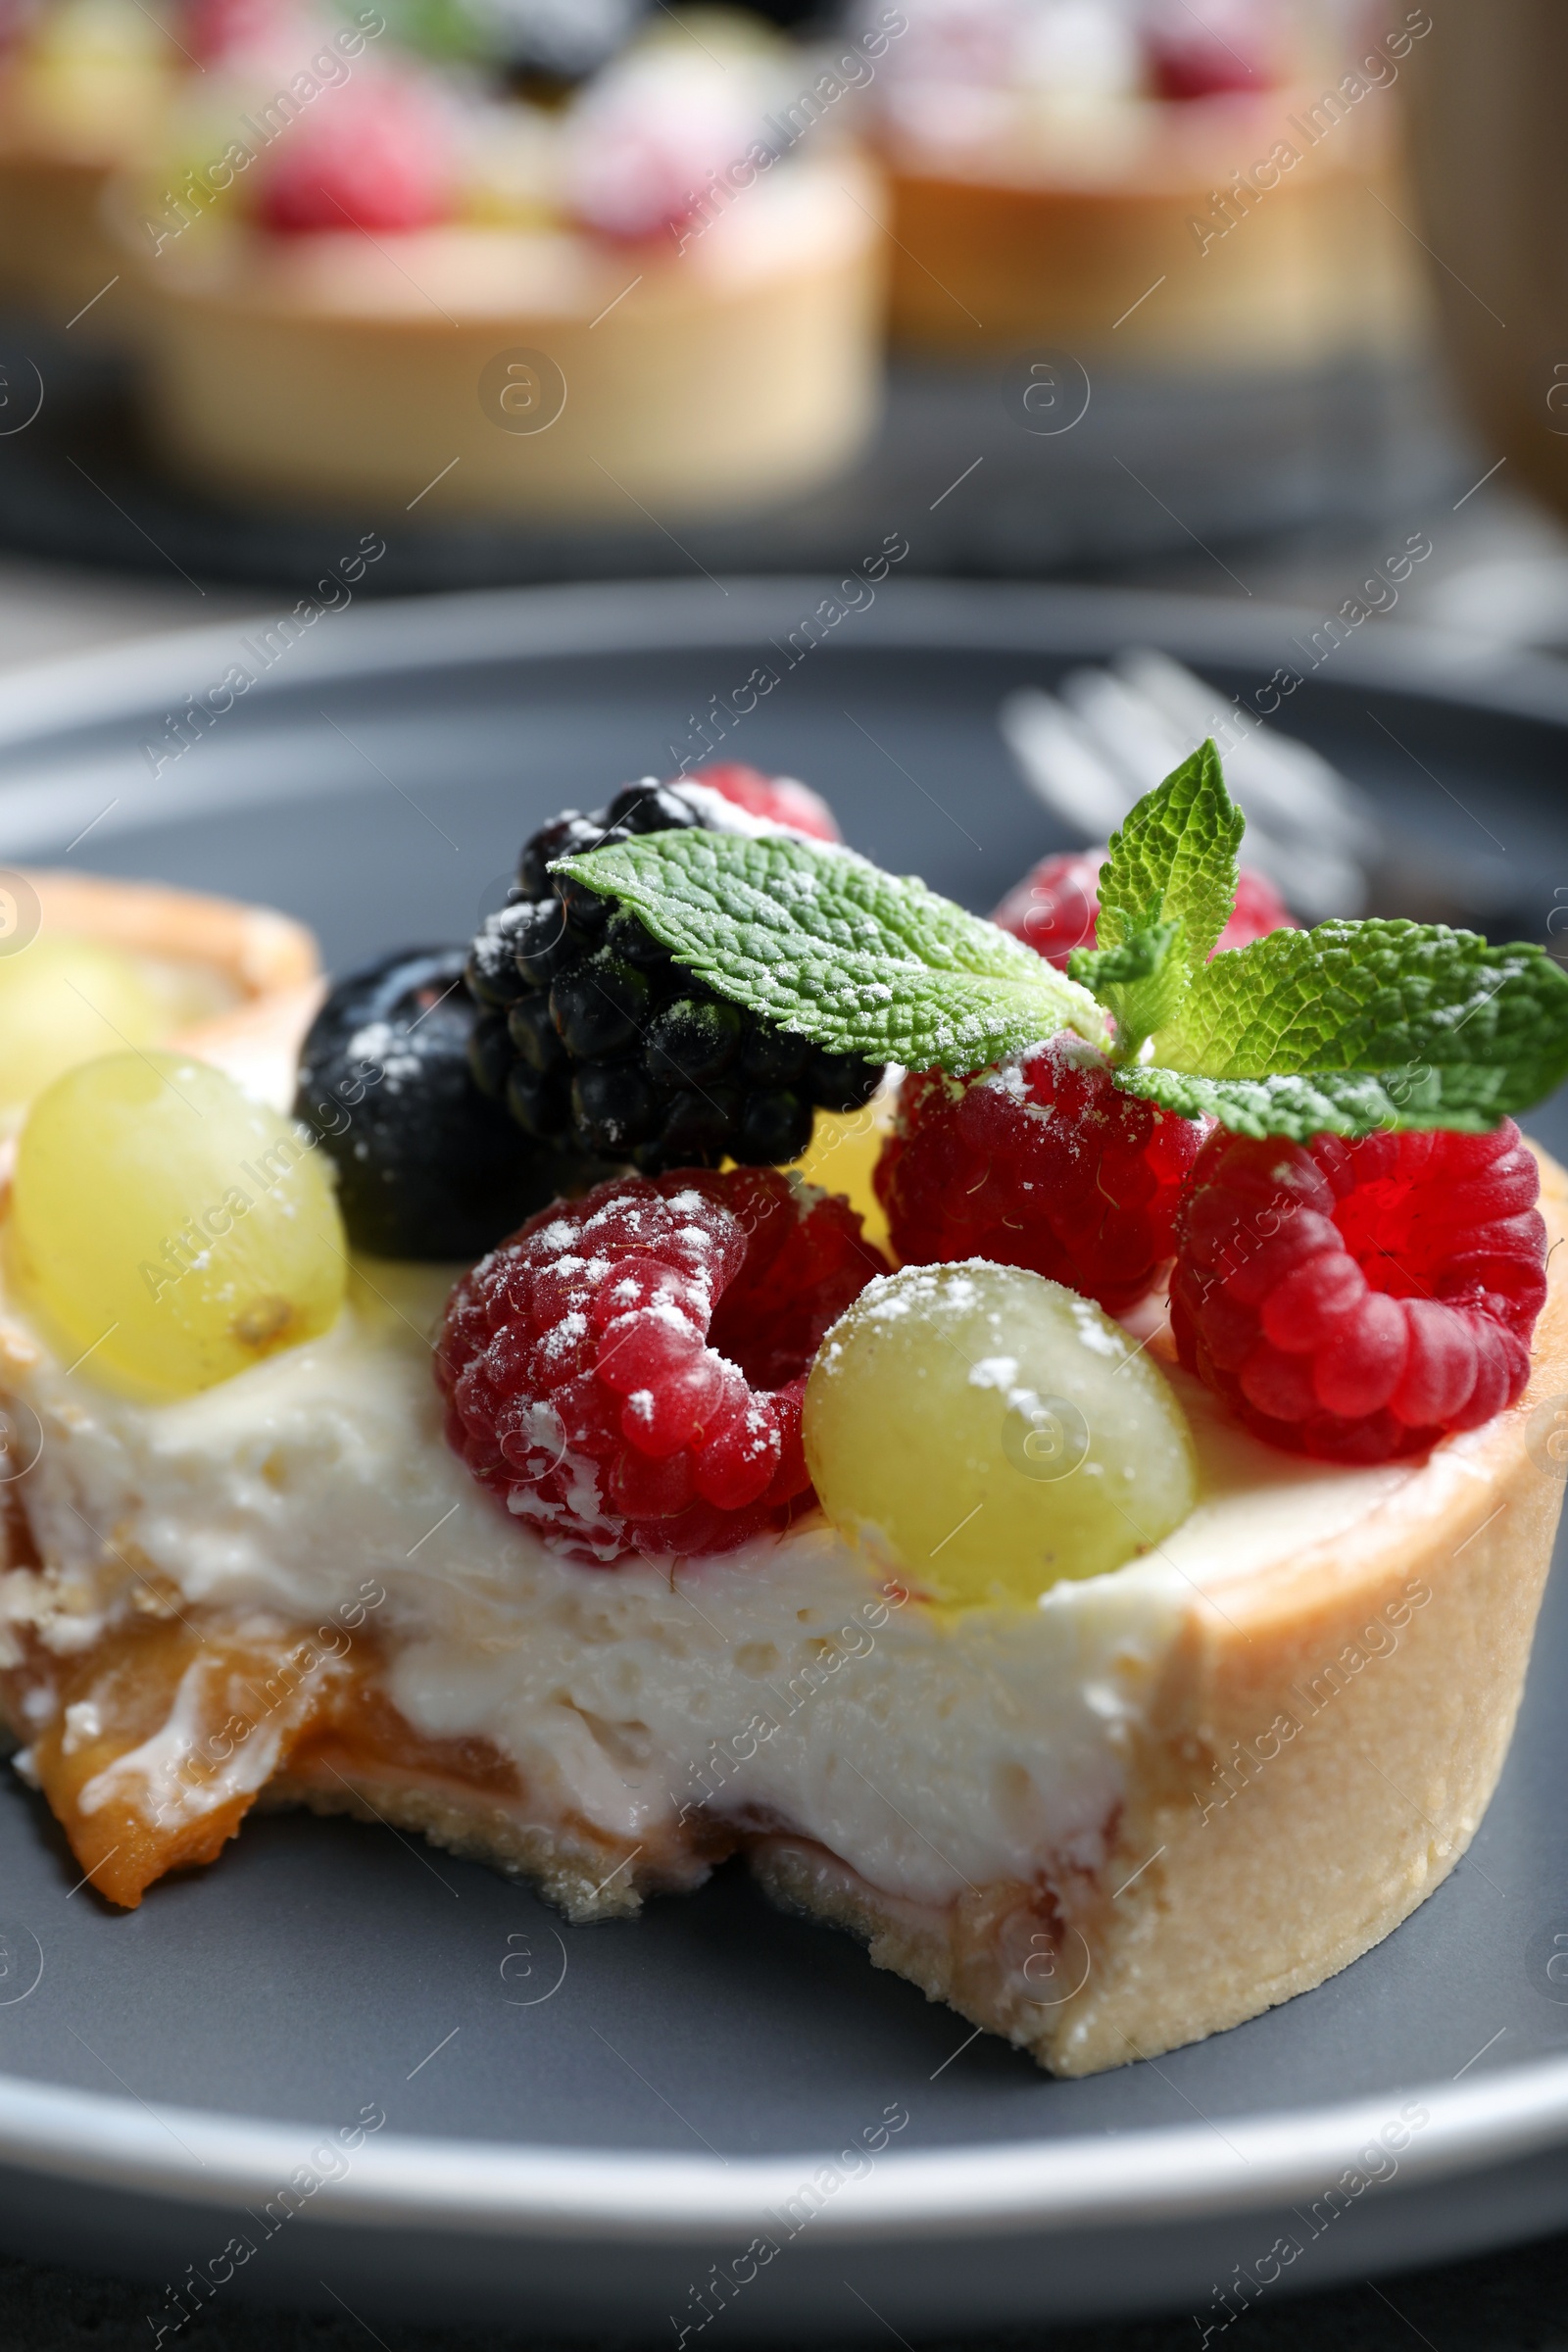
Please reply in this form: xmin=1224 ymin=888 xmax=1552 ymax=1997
xmin=2 ymin=579 xmax=1568 ymax=2342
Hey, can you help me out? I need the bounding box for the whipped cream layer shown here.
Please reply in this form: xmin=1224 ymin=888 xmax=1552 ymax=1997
xmin=0 ymin=1257 xmax=1430 ymax=1906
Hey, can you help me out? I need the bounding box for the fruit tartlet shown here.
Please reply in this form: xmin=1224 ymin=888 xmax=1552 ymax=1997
xmin=111 ymin=17 xmax=885 ymax=514
xmin=0 ymin=0 xmax=179 ymax=331
xmin=0 ymin=0 xmax=351 ymax=333
xmin=866 ymin=0 xmax=1428 ymax=368
xmin=1 ymin=747 xmax=1565 ymax=2081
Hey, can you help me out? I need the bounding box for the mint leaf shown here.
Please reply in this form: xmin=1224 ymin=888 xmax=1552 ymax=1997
xmin=557 ymin=810 xmax=1568 ymax=1139
xmin=1116 ymin=1066 xmax=1452 ymax=1142
xmin=1069 ymin=920 xmax=1182 ymax=994
xmin=1128 ymin=919 xmax=1568 ymax=1135
xmin=555 ymin=830 xmax=1110 ymax=1071
xmin=1069 ymin=919 xmax=1187 ymax=1059
xmin=1096 ymin=740 xmax=1244 ymax=979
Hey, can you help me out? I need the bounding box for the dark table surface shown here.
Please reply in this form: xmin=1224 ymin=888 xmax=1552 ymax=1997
xmin=6 ymin=2226 xmax=1568 ymax=2348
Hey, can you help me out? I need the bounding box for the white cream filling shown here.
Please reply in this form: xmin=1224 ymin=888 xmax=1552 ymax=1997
xmin=0 ymin=1249 xmax=1457 ymax=1907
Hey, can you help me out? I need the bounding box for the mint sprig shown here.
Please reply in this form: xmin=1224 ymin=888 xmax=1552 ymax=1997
xmin=1125 ymin=920 xmax=1568 ymax=1137
xmin=1069 ymin=919 xmax=1187 ymax=1061
xmin=553 ymin=829 xmax=1109 ymax=1071
xmin=1068 ymin=740 xmax=1243 ymax=1057
xmin=556 ymin=748 xmax=1568 ymax=1140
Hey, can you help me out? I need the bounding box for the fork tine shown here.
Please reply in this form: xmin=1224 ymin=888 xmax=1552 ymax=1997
xmin=999 ymin=671 xmax=1368 ymax=920
xmin=1080 ymin=653 xmax=1371 ymax=912
xmin=1058 ymin=665 xmax=1192 ymax=798
xmin=997 ymin=689 xmax=1130 ymax=838
xmin=1115 ymin=650 xmax=1380 ymax=857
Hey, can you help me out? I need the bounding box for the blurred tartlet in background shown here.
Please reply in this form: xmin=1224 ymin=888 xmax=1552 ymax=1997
xmin=0 ymin=0 xmax=379 ymax=336
xmin=109 ymin=11 xmax=887 ymax=516
xmin=0 ymin=0 xmax=183 ymax=332
xmin=866 ymin=0 xmax=1428 ymax=370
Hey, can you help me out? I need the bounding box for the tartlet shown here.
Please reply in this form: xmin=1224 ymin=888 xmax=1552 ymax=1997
xmin=0 ymin=754 xmax=1563 ymax=2080
xmin=0 ymin=0 xmax=177 ymax=331
xmin=869 ymin=0 xmax=1428 ymax=367
xmin=112 ymin=31 xmax=886 ymax=515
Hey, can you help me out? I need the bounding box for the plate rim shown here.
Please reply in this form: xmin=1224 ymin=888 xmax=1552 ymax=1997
xmin=3 ymin=2055 xmax=1568 ymax=2245
xmin=1 ymin=572 xmax=1565 ymax=2244
xmin=0 ymin=574 xmax=1565 ymax=760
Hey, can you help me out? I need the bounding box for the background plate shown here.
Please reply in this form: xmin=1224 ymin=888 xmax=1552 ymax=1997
xmin=0 ymin=341 xmax=1456 ymax=593
xmin=1 ymin=579 xmax=1568 ymax=2341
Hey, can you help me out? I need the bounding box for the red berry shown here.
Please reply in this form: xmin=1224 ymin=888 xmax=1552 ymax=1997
xmin=873 ymin=1037 xmax=1204 ymax=1315
xmin=1145 ymin=2 xmax=1280 ymax=100
xmin=437 ymin=1168 xmax=887 ymax=1563
xmin=182 ymin=0 xmax=298 ymax=65
xmin=993 ymin=849 xmax=1294 ymax=969
xmin=1171 ymin=1123 xmax=1547 ymax=1462
xmin=1223 ymin=868 xmax=1295 ymax=949
xmin=254 ymin=78 xmax=454 ymax=236
xmin=992 ymin=849 xmax=1102 ymax=966
xmin=685 ymin=762 xmax=841 ymax=844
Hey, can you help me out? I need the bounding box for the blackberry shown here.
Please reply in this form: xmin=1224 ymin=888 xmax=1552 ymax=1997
xmin=465 ymin=774 xmax=883 ymax=1176
xmin=645 ymin=997 xmax=744 ymax=1088
xmin=295 ymin=947 xmax=604 ymax=1260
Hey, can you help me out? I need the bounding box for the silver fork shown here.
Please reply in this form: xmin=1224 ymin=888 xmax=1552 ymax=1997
xmin=999 ymin=650 xmax=1520 ymax=930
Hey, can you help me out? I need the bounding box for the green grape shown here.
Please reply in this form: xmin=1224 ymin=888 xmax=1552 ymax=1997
xmin=0 ymin=936 xmax=165 ymax=1113
xmin=9 ymin=1053 xmax=347 ymax=1398
xmin=803 ymin=1262 xmax=1198 ymax=1607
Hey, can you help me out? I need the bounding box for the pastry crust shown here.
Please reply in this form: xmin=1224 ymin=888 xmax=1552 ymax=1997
xmin=0 ymin=148 xmax=126 ymax=331
xmin=261 ymin=1771 xmax=655 ymax=1921
xmin=23 ymin=868 xmax=317 ymax=996
xmin=260 ymin=1762 xmax=716 ymax=1923
xmin=881 ymin=88 xmax=1423 ymax=365
xmin=756 ymin=1152 xmax=1568 ymax=2073
xmin=110 ymin=155 xmax=886 ymax=517
xmin=228 ymin=1144 xmax=1568 ymax=2072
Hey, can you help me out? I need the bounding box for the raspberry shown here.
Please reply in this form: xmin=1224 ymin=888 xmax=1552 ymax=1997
xmin=685 ymin=763 xmax=842 ymax=844
xmin=873 ymin=1037 xmax=1204 ymax=1315
xmin=1145 ymin=2 xmax=1280 ymax=99
xmin=183 ymin=0 xmax=296 ymax=66
xmin=255 ymin=78 xmax=454 ymax=236
xmin=437 ymin=1168 xmax=888 ymax=1562
xmin=1171 ymin=1123 xmax=1547 ymax=1462
xmin=993 ymin=849 xmax=1294 ymax=969
xmin=992 ymin=849 xmax=1102 ymax=966
xmin=1222 ymin=869 xmax=1296 ymax=948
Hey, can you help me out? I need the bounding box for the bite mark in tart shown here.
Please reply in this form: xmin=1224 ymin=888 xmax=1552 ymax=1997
xmin=2 ymin=748 xmax=1566 ymax=2082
